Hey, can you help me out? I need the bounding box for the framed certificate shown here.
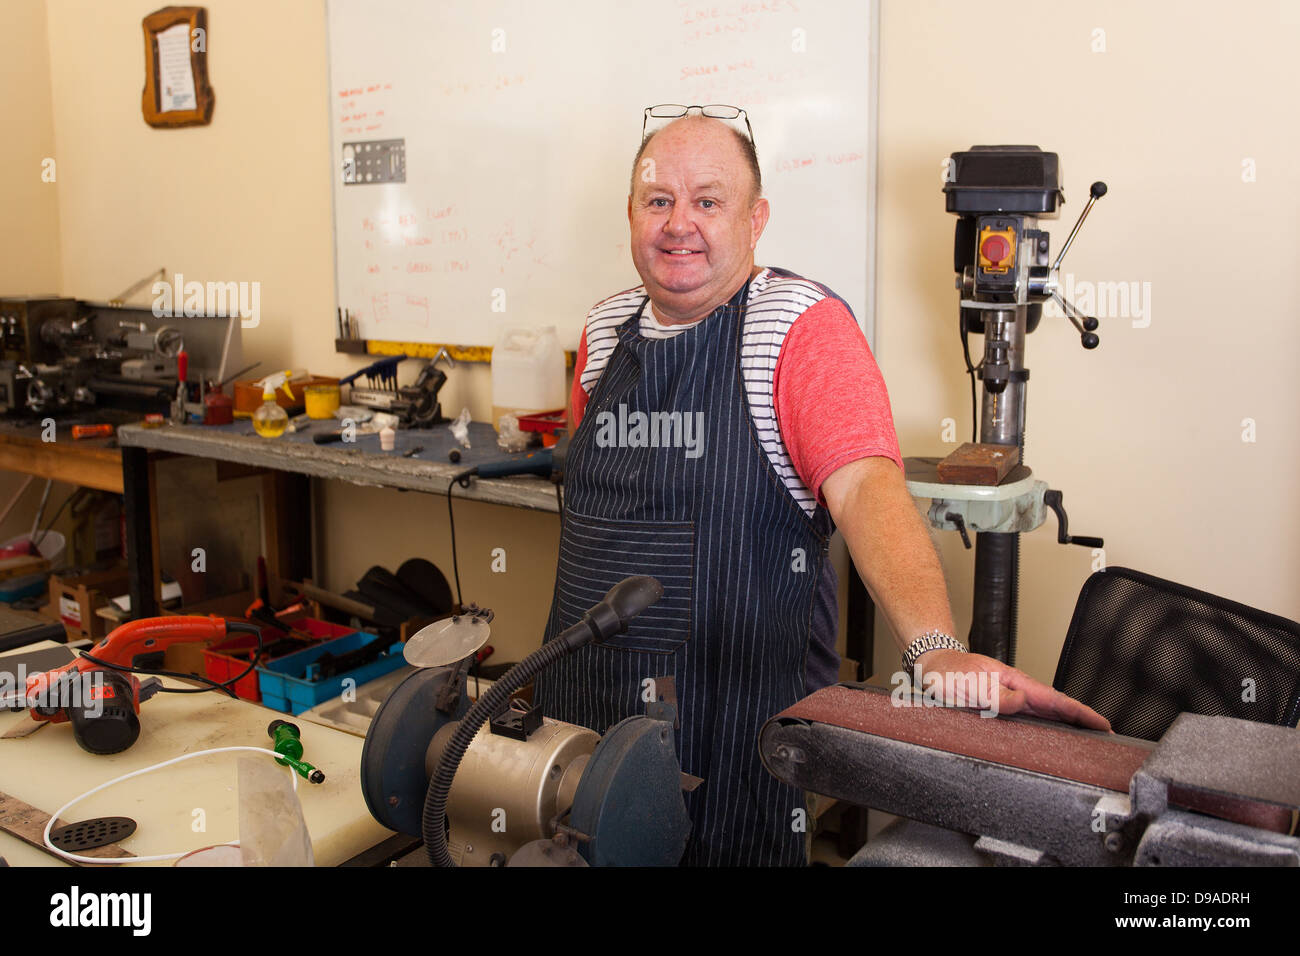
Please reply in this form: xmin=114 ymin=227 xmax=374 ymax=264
xmin=141 ymin=6 xmax=214 ymax=128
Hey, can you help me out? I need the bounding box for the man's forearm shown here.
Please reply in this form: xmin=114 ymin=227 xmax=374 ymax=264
xmin=822 ymin=457 xmax=957 ymax=657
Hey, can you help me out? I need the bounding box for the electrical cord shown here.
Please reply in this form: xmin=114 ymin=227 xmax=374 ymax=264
xmin=445 ymin=471 xmax=486 ymax=697
xmin=960 ymin=314 xmax=978 ymax=443
xmin=445 ymin=476 xmax=469 ymax=610
xmin=74 ymin=620 xmax=265 ymax=697
xmin=32 ymin=489 xmax=77 ymax=550
xmin=42 ymin=745 xmax=298 ymax=865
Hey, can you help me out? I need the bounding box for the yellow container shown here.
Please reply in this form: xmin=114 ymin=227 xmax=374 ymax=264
xmin=304 ymin=384 xmax=341 ymax=419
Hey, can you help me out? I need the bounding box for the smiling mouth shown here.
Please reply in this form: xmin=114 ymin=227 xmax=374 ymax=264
xmin=660 ymin=248 xmax=703 ymax=257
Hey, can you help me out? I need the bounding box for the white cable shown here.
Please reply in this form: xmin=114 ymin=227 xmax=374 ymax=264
xmin=43 ymin=746 xmax=299 ymax=865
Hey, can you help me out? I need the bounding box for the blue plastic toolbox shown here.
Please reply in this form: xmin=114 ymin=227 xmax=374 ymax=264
xmin=256 ymin=630 xmax=406 ymax=715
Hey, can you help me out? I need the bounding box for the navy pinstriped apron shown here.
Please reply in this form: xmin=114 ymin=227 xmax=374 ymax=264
xmin=535 ymin=274 xmax=834 ymax=867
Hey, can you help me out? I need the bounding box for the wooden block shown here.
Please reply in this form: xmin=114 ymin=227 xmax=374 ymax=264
xmin=936 ymin=442 xmax=1020 ymax=485
xmin=0 ymin=555 xmax=50 ymax=582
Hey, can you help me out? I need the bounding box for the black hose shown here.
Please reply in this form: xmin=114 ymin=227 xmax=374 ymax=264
xmin=422 ymin=618 xmax=595 ymax=867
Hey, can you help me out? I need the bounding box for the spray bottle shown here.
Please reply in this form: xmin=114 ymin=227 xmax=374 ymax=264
xmin=252 ymin=370 xmax=293 ymax=438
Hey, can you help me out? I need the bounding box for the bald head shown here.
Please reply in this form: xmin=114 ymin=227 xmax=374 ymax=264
xmin=630 ymin=115 xmax=762 ymax=203
xmin=625 ymin=113 xmax=771 ymax=324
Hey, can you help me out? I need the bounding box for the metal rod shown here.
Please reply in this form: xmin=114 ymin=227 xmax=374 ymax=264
xmin=1050 ymin=193 xmax=1100 ymax=274
xmin=1051 ymin=291 xmax=1087 ymax=334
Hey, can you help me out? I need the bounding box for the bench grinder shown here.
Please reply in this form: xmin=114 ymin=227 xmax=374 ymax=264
xmin=915 ymin=145 xmax=1109 ymax=662
xmin=360 ymin=576 xmax=694 ymax=866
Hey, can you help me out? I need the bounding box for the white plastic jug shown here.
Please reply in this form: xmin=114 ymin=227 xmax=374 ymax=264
xmin=491 ymin=326 xmax=566 ymax=429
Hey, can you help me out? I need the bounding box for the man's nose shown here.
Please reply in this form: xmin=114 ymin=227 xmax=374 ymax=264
xmin=664 ymin=202 xmax=695 ymax=236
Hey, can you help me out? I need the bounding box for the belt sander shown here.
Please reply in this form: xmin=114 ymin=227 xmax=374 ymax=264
xmin=761 ymin=684 xmax=1300 ymax=866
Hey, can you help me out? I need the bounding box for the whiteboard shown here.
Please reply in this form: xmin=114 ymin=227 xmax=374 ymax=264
xmin=326 ymin=0 xmax=877 ymax=349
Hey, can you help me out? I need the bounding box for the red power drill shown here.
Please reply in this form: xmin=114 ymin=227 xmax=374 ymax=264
xmin=23 ymin=615 xmax=261 ymax=755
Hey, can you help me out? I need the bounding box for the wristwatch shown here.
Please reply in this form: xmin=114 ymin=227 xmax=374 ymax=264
xmin=901 ymin=630 xmax=966 ymax=674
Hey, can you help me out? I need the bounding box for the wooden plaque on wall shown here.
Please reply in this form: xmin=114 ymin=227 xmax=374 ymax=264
xmin=141 ymin=6 xmax=214 ymax=128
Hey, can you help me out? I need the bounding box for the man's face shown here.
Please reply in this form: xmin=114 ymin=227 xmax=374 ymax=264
xmin=628 ymin=117 xmax=769 ymax=323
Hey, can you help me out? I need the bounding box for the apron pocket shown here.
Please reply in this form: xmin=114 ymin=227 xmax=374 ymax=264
xmin=555 ymin=510 xmax=694 ymax=655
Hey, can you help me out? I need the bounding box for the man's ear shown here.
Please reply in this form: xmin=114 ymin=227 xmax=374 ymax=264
xmin=627 ymin=194 xmax=633 ymax=225
xmin=750 ymin=197 xmax=771 ymax=249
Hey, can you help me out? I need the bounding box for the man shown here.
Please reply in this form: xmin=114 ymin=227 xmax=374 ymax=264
xmin=534 ymin=109 xmax=1109 ymax=867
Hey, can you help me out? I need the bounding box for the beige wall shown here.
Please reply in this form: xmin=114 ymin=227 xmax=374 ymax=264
xmin=872 ymin=0 xmax=1300 ymax=678
xmin=0 ymin=0 xmax=61 ymax=294
xmin=6 ymin=0 xmax=1297 ymax=674
xmin=0 ymin=0 xmax=74 ymax=564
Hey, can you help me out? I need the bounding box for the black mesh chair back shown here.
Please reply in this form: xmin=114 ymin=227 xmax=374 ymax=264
xmin=1052 ymin=567 xmax=1300 ymax=741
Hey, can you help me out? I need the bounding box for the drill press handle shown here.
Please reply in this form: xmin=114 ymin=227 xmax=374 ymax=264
xmin=1044 ymin=181 xmax=1108 ymax=350
xmin=1044 ymin=489 xmax=1104 ymax=549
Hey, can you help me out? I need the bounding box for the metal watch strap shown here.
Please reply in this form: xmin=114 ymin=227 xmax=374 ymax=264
xmin=902 ymin=630 xmax=967 ymax=673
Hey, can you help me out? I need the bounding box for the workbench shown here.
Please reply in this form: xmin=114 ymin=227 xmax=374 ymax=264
xmin=0 ymin=641 xmax=393 ymax=866
xmin=116 ymin=419 xmax=559 ymax=620
xmin=0 ymin=416 xmax=128 ymax=495
xmin=116 ymin=417 xmax=879 ymax=718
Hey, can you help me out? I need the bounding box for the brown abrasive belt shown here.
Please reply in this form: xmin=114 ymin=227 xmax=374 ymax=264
xmin=774 ymin=685 xmax=1293 ymax=833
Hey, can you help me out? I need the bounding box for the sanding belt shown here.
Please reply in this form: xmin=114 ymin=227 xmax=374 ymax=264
xmin=772 ymin=685 xmax=1294 ymax=834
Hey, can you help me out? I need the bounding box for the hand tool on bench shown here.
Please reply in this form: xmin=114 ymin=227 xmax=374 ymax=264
xmin=20 ymin=616 xmax=263 ymax=754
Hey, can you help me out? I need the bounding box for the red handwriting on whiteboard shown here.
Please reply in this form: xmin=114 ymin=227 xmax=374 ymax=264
xmin=681 ymin=64 xmax=720 ymax=79
xmin=338 ymin=82 xmax=393 ymax=98
xmin=679 ymin=1 xmax=800 ymax=24
xmin=371 ymin=293 xmax=390 ymax=323
xmin=405 ymin=296 xmax=431 ymax=327
xmin=774 ymin=155 xmax=816 ymax=173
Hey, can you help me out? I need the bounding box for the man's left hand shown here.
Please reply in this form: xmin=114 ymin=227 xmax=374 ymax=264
xmin=915 ymin=648 xmax=1112 ymax=731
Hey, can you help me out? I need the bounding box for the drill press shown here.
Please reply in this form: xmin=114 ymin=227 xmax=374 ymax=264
xmin=911 ymin=145 xmax=1108 ymax=663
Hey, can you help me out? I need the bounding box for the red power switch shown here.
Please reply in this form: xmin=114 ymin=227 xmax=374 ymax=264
xmin=981 ymin=234 xmax=1010 ymax=264
xmin=978 ymin=227 xmax=1016 ymax=272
